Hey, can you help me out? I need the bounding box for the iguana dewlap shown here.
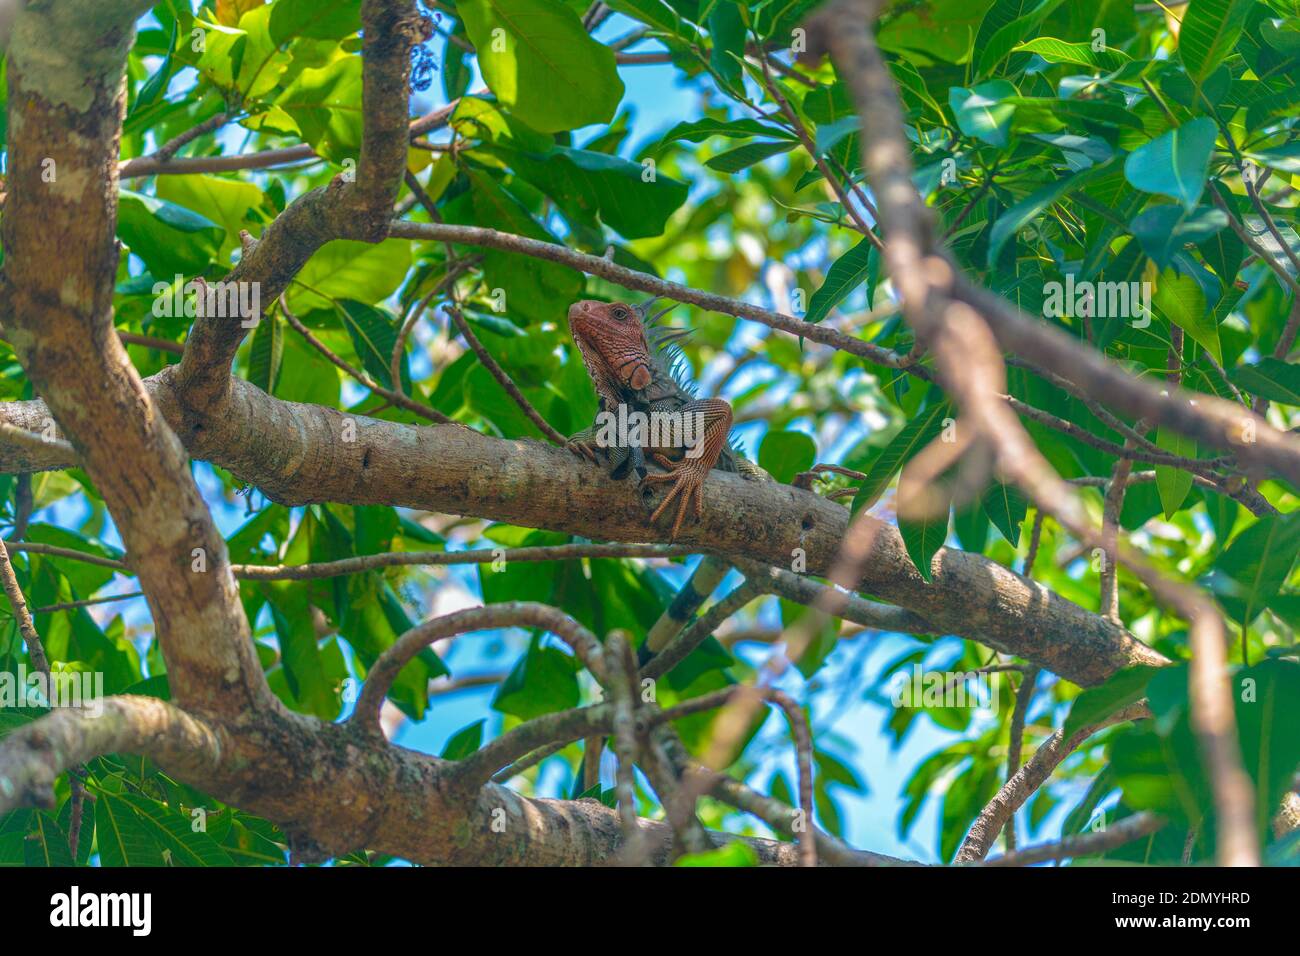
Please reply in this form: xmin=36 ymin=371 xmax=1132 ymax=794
xmin=565 ymin=298 xmax=766 ymax=540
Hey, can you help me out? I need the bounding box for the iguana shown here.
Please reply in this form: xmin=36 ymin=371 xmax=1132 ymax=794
xmin=565 ymin=297 xmax=768 ymax=539
xmin=565 ymin=296 xmax=769 ymax=795
xmin=565 ymin=296 xmax=771 ymax=658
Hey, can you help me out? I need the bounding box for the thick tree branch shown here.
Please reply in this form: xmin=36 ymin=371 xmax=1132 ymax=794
xmin=0 ymin=366 xmax=1167 ymax=688
xmin=0 ymin=696 xmax=222 ymax=814
xmin=0 ymin=693 xmax=809 ymax=866
xmin=1 ymin=0 xmax=270 ymax=715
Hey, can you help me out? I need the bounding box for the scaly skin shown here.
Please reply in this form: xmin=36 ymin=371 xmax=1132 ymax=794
xmin=566 ymin=299 xmax=765 ymax=540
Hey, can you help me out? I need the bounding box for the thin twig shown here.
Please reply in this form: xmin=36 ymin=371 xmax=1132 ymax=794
xmin=152 ymin=110 xmax=235 ymax=164
xmin=0 ymin=538 xmax=51 ymax=677
xmin=33 ymin=591 xmax=145 ymax=615
xmin=982 ymin=812 xmax=1165 ymax=866
xmin=760 ymin=57 xmax=883 ymax=249
xmin=278 ymin=293 xmax=456 ymax=425
xmin=446 ymin=303 xmax=568 ymax=446
xmin=121 ymin=101 xmax=463 ymax=179
xmin=1001 ymin=666 xmax=1039 ymax=852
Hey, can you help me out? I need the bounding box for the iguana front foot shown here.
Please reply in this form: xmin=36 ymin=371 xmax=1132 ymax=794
xmin=641 ymin=397 xmax=734 ymax=539
xmin=642 ymin=455 xmax=709 ymax=540
xmin=566 ymin=437 xmax=601 ymax=465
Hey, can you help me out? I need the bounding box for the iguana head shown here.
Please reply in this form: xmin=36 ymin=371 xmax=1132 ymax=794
xmin=568 ymin=299 xmax=654 ymax=396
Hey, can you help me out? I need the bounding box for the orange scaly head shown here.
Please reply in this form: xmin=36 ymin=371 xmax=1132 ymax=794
xmin=567 ymin=299 xmax=654 ymax=402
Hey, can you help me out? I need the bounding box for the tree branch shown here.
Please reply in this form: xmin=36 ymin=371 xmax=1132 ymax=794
xmin=176 ymin=14 xmax=445 ymax=410
xmin=0 ymin=366 xmax=1167 ymax=688
xmin=2 ymin=0 xmax=271 ymax=715
xmin=956 ymin=701 xmax=1152 ymax=862
xmin=810 ymin=0 xmax=1261 ymax=867
xmin=355 ymin=603 xmax=607 ymax=734
xmin=981 ymin=812 xmax=1165 ymax=867
xmin=0 ymin=697 xmax=222 ymax=815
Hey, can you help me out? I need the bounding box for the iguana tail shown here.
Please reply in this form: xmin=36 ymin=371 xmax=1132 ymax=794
xmin=636 ymin=555 xmax=731 ymax=666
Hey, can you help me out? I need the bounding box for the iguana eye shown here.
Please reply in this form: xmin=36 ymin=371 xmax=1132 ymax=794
xmin=611 ymin=306 xmax=630 ymax=321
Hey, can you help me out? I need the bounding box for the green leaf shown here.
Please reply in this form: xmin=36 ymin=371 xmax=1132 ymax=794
xmin=95 ymin=791 xmax=166 ymax=866
xmin=442 ymin=19 xmax=472 ymax=101
xmin=603 ymin=0 xmax=699 ymax=39
xmin=1012 ymin=37 xmax=1130 ymax=72
xmin=1007 ymin=96 xmax=1146 ymax=134
xmin=1244 ymin=141 xmax=1300 ymax=176
xmin=133 ymin=21 xmax=177 ymax=116
xmin=24 ymin=811 xmax=74 ymax=867
xmin=950 ymin=81 xmax=1017 ymax=147
xmin=461 ymin=168 xmax=584 ymax=325
xmin=197 ymin=7 xmax=289 ymax=99
xmin=813 ymin=116 xmax=861 ymax=156
xmin=655 ymin=117 xmax=797 ymax=152
xmin=899 ymin=509 xmax=949 ymax=581
xmin=987 ymin=162 xmax=1111 ymax=267
xmin=118 ymin=794 xmax=234 ymax=866
xmin=805 ymin=238 xmax=877 ymax=324
xmin=288 ymin=238 xmax=411 ymax=314
xmin=1153 ymin=267 xmax=1220 ymax=366
xmin=269 ymin=0 xmax=361 ymax=44
xmin=708 ymin=1 xmax=746 ymax=90
xmin=248 ymin=311 xmax=283 ymax=394
xmin=1210 ymin=512 xmax=1300 ymax=625
xmin=1155 ymin=425 xmax=1195 ymax=518
xmin=1229 ymin=358 xmax=1300 ymax=405
xmin=277 ymin=55 xmax=363 ymax=164
xmin=973 ymin=0 xmax=1067 ymax=79
xmin=459 ymin=0 xmax=624 ymax=133
xmin=1179 ymin=0 xmax=1252 ymax=82
xmin=1234 ymin=661 xmax=1300 ymax=838
xmin=877 ymin=0 xmax=995 ymax=65
xmin=1123 ymin=118 xmax=1218 ymax=212
xmin=496 ymin=143 xmax=689 ymax=240
xmin=953 ymin=500 xmax=990 ymax=552
xmin=1129 ymin=204 xmax=1228 ymax=270
xmin=674 ymin=841 xmax=759 ymax=866
xmin=1111 ymin=661 xmax=1300 ymax=854
xmin=851 ymin=402 xmax=951 ymax=512
xmin=157 ymin=174 xmax=266 ymax=261
xmin=118 ymin=190 xmax=224 ymax=278
xmin=334 ymin=299 xmax=410 ymax=393
xmin=265 ymin=580 xmax=337 ymax=719
xmin=441 ymin=719 xmax=487 ymax=760
xmin=1064 ymin=666 xmax=1161 ymax=738
xmin=703 ymin=140 xmax=798 ymax=173
xmin=758 ymin=430 xmax=816 ymax=484
xmin=981 ymin=481 xmax=1027 ymax=547
xmin=274 ymin=333 xmax=340 ymax=408
xmin=492 ymin=641 xmax=580 ymax=720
